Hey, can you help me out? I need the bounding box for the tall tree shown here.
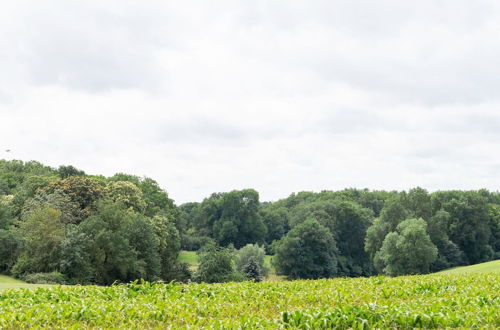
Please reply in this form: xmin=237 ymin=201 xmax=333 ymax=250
xmin=273 ymin=218 xmax=338 ymax=280
xmin=376 ymin=218 xmax=438 ymax=276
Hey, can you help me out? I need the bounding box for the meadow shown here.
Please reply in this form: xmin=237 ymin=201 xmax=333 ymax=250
xmin=0 ymin=272 xmax=498 ymax=328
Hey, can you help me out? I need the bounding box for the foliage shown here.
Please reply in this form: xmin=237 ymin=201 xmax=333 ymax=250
xmin=193 ymin=243 xmax=244 ymax=283
xmin=150 ymin=215 xmax=182 ymax=281
xmin=242 ymin=257 xmax=262 ymax=282
xmin=11 ymin=206 xmax=66 ymax=276
xmin=106 ymin=181 xmax=146 ymax=213
xmin=40 ymin=176 xmax=106 ymax=218
xmin=192 ymin=189 xmax=266 ymax=248
xmin=234 ymin=244 xmax=269 ymax=277
xmin=0 ymin=229 xmax=19 ymax=273
xmin=57 ymin=165 xmax=85 ymax=179
xmin=0 ymin=273 xmax=498 ymax=328
xmin=23 ymin=272 xmax=66 ymax=284
xmin=77 ymin=201 xmax=160 ymax=284
xmin=273 ymin=219 xmax=338 ymax=279
xmin=376 ymin=218 xmax=438 ymax=276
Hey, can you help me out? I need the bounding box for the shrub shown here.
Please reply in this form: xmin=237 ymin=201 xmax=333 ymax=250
xmin=23 ymin=272 xmax=66 ymax=284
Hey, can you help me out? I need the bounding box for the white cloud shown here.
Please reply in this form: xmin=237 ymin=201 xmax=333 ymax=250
xmin=1 ymin=1 xmax=500 ymax=203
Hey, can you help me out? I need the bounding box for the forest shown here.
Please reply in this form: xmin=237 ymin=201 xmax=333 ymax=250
xmin=1 ymin=159 xmax=499 ymax=284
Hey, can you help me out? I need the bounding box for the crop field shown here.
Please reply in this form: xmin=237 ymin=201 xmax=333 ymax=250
xmin=0 ymin=273 xmax=498 ymax=328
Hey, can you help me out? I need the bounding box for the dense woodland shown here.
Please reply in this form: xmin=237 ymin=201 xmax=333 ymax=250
xmin=0 ymin=159 xmax=499 ymax=284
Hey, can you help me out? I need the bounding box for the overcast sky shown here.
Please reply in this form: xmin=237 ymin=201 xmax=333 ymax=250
xmin=1 ymin=1 xmax=500 ymax=204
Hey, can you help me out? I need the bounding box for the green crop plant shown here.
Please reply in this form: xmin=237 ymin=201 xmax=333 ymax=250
xmin=0 ymin=273 xmax=498 ymax=328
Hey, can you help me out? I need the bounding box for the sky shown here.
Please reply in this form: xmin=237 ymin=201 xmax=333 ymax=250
xmin=1 ymin=1 xmax=500 ymax=204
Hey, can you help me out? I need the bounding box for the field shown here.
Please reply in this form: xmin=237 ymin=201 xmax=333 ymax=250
xmin=438 ymin=259 xmax=500 ymax=274
xmin=178 ymin=251 xmax=199 ymax=270
xmin=0 ymin=273 xmax=498 ymax=328
xmin=0 ymin=275 xmax=52 ymax=291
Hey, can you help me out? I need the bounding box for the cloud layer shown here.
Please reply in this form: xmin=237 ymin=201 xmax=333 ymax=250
xmin=1 ymin=1 xmax=500 ymax=203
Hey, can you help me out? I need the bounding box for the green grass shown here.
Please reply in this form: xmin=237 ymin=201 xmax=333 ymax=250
xmin=178 ymin=251 xmax=199 ymax=270
xmin=0 ymin=275 xmax=52 ymax=291
xmin=438 ymin=259 xmax=500 ymax=274
xmin=0 ymin=273 xmax=498 ymax=328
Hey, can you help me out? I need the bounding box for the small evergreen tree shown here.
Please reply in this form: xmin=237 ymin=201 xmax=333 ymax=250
xmin=242 ymin=256 xmax=262 ymax=282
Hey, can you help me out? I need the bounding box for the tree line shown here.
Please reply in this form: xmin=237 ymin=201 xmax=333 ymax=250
xmin=1 ymin=159 xmax=499 ymax=284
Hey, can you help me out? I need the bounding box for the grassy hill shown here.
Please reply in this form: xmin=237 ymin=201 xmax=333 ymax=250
xmin=0 ymin=275 xmax=51 ymax=291
xmin=438 ymin=260 xmax=500 ymax=274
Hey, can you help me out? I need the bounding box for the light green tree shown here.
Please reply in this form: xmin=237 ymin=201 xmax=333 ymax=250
xmin=376 ymin=218 xmax=438 ymax=276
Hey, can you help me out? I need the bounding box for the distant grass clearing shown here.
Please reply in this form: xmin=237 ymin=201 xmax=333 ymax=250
xmin=438 ymin=259 xmax=500 ymax=274
xmin=0 ymin=275 xmax=53 ymax=291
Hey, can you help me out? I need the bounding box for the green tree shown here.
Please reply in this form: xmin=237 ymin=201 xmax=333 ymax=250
xmin=59 ymin=225 xmax=94 ymax=283
xmin=234 ymin=244 xmax=269 ymax=277
xmin=78 ymin=201 xmax=160 ymax=284
xmin=40 ymin=176 xmax=106 ymax=218
xmin=106 ymin=181 xmax=146 ymax=213
xmin=242 ymin=257 xmax=262 ymax=282
xmin=193 ymin=243 xmax=243 ymax=283
xmin=0 ymin=229 xmax=19 ymax=273
xmin=260 ymin=206 xmax=289 ymax=244
xmin=273 ymin=219 xmax=338 ymax=279
xmin=150 ymin=215 xmax=182 ymax=281
xmin=12 ymin=206 xmax=66 ymax=276
xmin=376 ymin=218 xmax=438 ymax=276
xmin=57 ymin=165 xmax=85 ymax=179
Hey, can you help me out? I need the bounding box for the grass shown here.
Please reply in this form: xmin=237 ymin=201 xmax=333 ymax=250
xmin=438 ymin=259 xmax=500 ymax=274
xmin=178 ymin=251 xmax=199 ymax=270
xmin=0 ymin=275 xmax=52 ymax=291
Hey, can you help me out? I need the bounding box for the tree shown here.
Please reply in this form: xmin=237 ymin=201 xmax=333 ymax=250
xmin=260 ymin=206 xmax=289 ymax=244
xmin=59 ymin=225 xmax=94 ymax=284
xmin=242 ymin=257 xmax=262 ymax=282
xmin=195 ymin=189 xmax=266 ymax=248
xmin=40 ymin=177 xmax=106 ymax=218
xmin=57 ymin=165 xmax=85 ymax=179
xmin=364 ymin=196 xmax=409 ymax=272
xmin=403 ymin=187 xmax=432 ymax=220
xmin=431 ymin=191 xmax=493 ymax=264
xmin=376 ymin=218 xmax=438 ymax=276
xmin=78 ymin=200 xmax=160 ymax=284
xmin=11 ymin=206 xmax=66 ymax=276
xmin=427 ymin=210 xmax=464 ymax=271
xmin=332 ymin=201 xmax=373 ymax=276
xmin=150 ymin=215 xmax=182 ymax=281
xmin=106 ymin=181 xmax=146 ymax=213
xmin=193 ymin=243 xmax=243 ymax=283
xmin=0 ymin=229 xmax=19 ymax=273
xmin=273 ymin=219 xmax=338 ymax=279
xmin=22 ymin=190 xmax=81 ymax=224
xmin=234 ymin=244 xmax=269 ymax=278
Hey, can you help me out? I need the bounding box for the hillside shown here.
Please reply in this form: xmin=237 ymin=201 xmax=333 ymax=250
xmin=0 ymin=275 xmax=52 ymax=290
xmin=438 ymin=260 xmax=500 ymax=274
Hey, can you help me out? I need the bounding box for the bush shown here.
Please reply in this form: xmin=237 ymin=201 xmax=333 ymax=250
xmin=193 ymin=243 xmax=244 ymax=283
xmin=24 ymin=272 xmax=67 ymax=284
xmin=235 ymin=244 xmax=269 ymax=278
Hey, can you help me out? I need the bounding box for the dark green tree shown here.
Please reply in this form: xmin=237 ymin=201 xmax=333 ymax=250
xmin=243 ymin=256 xmax=262 ymax=282
xmin=57 ymin=165 xmax=85 ymax=179
xmin=193 ymin=243 xmax=243 ymax=283
xmin=273 ymin=218 xmax=338 ymax=279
